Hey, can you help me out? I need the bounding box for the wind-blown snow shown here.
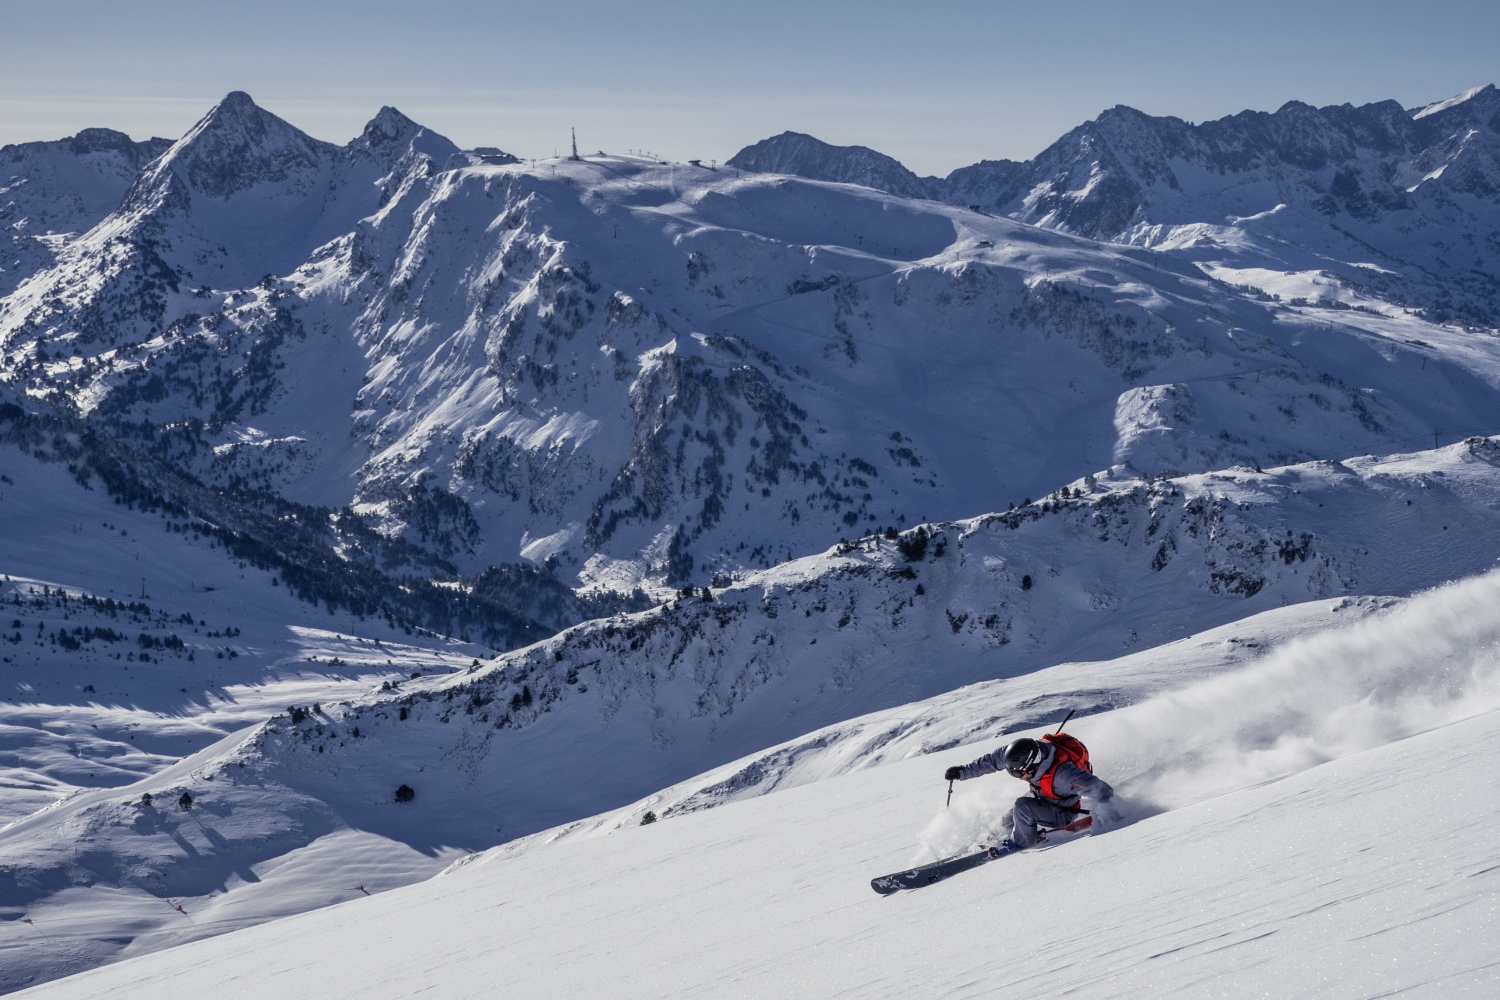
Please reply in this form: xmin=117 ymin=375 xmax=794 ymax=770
xmin=1414 ymin=85 xmax=1490 ymax=119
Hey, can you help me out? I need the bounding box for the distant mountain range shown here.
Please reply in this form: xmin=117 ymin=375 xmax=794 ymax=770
xmin=2 ymin=87 xmax=1499 ymax=605
xmin=731 ymin=86 xmax=1500 ymax=325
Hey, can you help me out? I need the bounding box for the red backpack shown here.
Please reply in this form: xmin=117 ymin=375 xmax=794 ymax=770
xmin=1036 ymin=732 xmax=1091 ymax=801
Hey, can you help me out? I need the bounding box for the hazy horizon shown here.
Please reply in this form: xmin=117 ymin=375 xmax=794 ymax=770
xmin=4 ymin=0 xmax=1498 ymax=174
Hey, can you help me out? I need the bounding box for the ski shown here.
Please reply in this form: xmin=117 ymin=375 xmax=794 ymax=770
xmin=870 ymin=844 xmax=1014 ymax=895
xmin=870 ymin=815 xmax=1092 ymax=895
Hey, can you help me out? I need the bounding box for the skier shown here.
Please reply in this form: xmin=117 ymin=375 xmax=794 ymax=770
xmin=943 ymin=733 xmax=1114 ymax=852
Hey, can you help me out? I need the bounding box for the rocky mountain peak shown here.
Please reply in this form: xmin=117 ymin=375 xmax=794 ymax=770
xmin=362 ymin=105 xmax=421 ymax=143
xmin=1 ymin=127 xmax=171 ymax=172
xmin=348 ymin=106 xmax=460 ymax=172
xmin=62 ymin=127 xmax=164 ymax=158
xmin=150 ymin=90 xmax=337 ymax=201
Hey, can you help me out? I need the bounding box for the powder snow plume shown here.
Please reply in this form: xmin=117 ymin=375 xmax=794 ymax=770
xmin=915 ymin=784 xmax=1015 ymax=863
xmin=1093 ymin=568 xmax=1500 ymax=815
xmin=918 ymin=568 xmax=1500 ymax=860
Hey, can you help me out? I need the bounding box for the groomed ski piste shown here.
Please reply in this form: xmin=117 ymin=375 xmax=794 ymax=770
xmin=13 ymin=569 xmax=1499 ymax=999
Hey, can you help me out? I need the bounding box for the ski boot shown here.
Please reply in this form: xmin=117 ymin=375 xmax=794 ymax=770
xmin=987 ymin=838 xmax=1018 ymax=859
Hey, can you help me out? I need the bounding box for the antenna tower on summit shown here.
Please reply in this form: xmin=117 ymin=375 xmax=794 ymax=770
xmin=570 ymin=127 xmax=580 ymax=161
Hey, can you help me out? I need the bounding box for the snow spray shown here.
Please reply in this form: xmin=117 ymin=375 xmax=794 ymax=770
xmin=1086 ymin=567 xmax=1500 ymax=816
xmin=913 ymin=569 xmax=1500 ymax=859
xmin=914 ymin=787 xmax=1014 ymax=864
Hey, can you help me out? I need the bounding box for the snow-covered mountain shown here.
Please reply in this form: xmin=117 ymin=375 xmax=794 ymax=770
xmin=0 ymin=128 xmax=172 ymax=296
xmin=727 ymin=131 xmax=941 ymax=199
xmin=4 ymin=86 xmax=1500 ymax=995
xmin=734 ymin=85 xmax=1500 ymax=325
xmin=6 ymin=92 xmax=1500 ymax=596
xmin=1 ymin=93 xmax=460 ymax=351
xmin=0 ymin=128 xmax=171 ymax=239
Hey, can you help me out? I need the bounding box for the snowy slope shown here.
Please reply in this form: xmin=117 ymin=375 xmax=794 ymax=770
xmin=0 ymin=129 xmax=172 ymax=239
xmin=0 ymin=426 xmax=503 ymax=988
xmin=0 ymin=379 xmax=643 ymax=836
xmin=12 ymin=567 xmax=1500 ymax=998
xmin=0 ymin=434 xmax=494 ymax=823
xmin=6 ymin=436 xmax=1500 ymax=988
xmin=491 ymin=594 xmax=1392 ymax=853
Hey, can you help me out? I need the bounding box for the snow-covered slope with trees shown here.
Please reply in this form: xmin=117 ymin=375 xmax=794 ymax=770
xmin=11 ymin=567 xmax=1500 ymax=999
xmin=0 ymin=129 xmax=171 ymax=239
xmin=0 ymin=129 xmax=172 ymax=296
xmin=6 ymin=434 xmax=1500 ymax=988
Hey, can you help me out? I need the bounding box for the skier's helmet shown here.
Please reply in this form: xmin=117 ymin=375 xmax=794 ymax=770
xmin=1003 ymin=738 xmax=1042 ymax=779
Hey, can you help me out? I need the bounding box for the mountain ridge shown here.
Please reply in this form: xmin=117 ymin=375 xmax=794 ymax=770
xmin=7 ymin=96 xmax=1500 ymax=592
xmin=731 ymin=85 xmax=1500 ymax=324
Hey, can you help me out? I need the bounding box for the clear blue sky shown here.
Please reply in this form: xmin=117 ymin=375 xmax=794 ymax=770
xmin=3 ymin=0 xmax=1497 ymax=175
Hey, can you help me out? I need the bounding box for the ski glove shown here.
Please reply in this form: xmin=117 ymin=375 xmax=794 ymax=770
xmin=944 ymin=766 xmax=963 ymax=782
xmin=1091 ymin=799 xmax=1122 ymax=827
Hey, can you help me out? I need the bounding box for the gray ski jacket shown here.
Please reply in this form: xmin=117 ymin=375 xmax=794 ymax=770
xmin=956 ymin=741 xmax=1114 ymax=809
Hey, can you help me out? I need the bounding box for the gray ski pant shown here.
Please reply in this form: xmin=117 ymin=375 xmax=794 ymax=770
xmin=1012 ymin=796 xmax=1082 ymax=849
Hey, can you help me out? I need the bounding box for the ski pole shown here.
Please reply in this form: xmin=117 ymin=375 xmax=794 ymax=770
xmin=1054 ymin=709 xmax=1075 ymax=734
xmin=946 ymin=779 xmax=954 ymax=808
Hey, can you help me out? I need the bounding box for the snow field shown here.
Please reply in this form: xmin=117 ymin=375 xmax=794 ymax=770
xmin=15 ymin=570 xmax=1500 ymax=998
xmin=13 ymin=705 xmax=1497 ymax=999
